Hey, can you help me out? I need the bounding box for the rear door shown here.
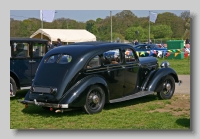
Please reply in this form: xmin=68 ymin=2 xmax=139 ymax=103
xmin=31 ymin=42 xmax=47 ymax=79
xmin=10 ymin=41 xmax=32 ymax=86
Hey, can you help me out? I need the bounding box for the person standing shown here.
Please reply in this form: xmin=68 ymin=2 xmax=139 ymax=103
xmin=57 ymin=38 xmax=62 ymax=46
xmin=134 ymin=39 xmax=139 ymax=45
xmin=47 ymin=40 xmax=54 ymax=51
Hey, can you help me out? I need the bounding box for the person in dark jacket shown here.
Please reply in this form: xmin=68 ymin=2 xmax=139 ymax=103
xmin=134 ymin=39 xmax=139 ymax=45
xmin=57 ymin=38 xmax=62 ymax=46
xmin=47 ymin=41 xmax=55 ymax=51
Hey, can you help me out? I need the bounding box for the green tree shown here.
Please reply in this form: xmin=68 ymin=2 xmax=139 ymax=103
xmin=125 ymin=26 xmax=148 ymax=41
xmin=156 ymin=12 xmax=185 ymax=38
xmin=151 ymin=25 xmax=173 ymax=39
xmin=86 ymin=20 xmax=98 ymax=34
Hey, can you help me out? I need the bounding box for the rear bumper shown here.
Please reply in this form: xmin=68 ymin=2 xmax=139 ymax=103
xmin=18 ymin=99 xmax=69 ymax=109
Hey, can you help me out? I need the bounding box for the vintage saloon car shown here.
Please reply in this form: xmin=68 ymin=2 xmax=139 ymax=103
xmin=18 ymin=42 xmax=181 ymax=114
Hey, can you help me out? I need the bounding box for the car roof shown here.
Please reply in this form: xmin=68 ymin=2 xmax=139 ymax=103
xmin=46 ymin=42 xmax=134 ymax=59
xmin=10 ymin=37 xmax=48 ymax=42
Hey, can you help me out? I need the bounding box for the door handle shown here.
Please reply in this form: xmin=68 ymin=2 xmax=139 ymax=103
xmin=29 ymin=60 xmax=36 ymax=63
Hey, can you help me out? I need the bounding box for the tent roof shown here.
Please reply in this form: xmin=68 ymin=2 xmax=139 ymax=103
xmin=30 ymin=29 xmax=96 ymax=43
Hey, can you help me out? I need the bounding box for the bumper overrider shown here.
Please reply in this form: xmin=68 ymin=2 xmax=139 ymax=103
xmin=18 ymin=99 xmax=69 ymax=113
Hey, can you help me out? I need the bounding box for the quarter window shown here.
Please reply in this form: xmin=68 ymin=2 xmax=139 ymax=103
xmin=87 ymin=55 xmax=100 ymax=68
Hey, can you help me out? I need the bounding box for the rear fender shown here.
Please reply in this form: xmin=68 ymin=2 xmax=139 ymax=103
xmin=58 ymin=75 xmax=109 ymax=107
xmin=10 ymin=71 xmax=20 ymax=89
xmin=146 ymin=68 xmax=179 ymax=92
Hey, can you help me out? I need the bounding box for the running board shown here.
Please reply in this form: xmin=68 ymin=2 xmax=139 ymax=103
xmin=109 ymin=91 xmax=154 ymax=103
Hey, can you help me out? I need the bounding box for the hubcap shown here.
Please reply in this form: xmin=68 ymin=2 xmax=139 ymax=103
xmin=166 ymin=83 xmax=171 ymax=91
xmin=92 ymin=95 xmax=99 ymax=104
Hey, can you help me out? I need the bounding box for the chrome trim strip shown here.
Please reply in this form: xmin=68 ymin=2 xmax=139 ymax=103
xmin=109 ymin=91 xmax=154 ymax=103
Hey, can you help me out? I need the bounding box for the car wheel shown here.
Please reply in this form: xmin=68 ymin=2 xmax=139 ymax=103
xmin=84 ymin=85 xmax=105 ymax=114
xmin=10 ymin=77 xmax=17 ymax=97
xmin=157 ymin=75 xmax=175 ymax=99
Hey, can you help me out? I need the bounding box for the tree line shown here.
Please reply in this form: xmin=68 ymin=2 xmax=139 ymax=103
xmin=10 ymin=10 xmax=190 ymax=42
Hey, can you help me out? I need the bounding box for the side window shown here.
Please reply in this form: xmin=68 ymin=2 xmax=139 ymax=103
xmin=13 ymin=42 xmax=30 ymax=58
xmin=87 ymin=55 xmax=100 ymax=68
xmin=102 ymin=49 xmax=121 ymax=65
xmin=33 ymin=43 xmax=46 ymax=57
xmin=136 ymin=45 xmax=142 ymax=49
xmin=125 ymin=48 xmax=136 ymax=63
xmin=144 ymin=45 xmax=150 ymax=50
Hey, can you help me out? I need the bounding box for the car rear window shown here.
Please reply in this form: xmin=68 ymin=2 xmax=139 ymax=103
xmin=44 ymin=54 xmax=72 ymax=64
xmin=58 ymin=54 xmax=72 ymax=64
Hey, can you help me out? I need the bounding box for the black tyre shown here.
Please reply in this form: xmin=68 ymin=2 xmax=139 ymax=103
xmin=10 ymin=77 xmax=17 ymax=97
xmin=84 ymin=85 xmax=105 ymax=114
xmin=157 ymin=75 xmax=175 ymax=99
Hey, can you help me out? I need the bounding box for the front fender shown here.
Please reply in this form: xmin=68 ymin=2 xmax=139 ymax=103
xmin=58 ymin=75 xmax=109 ymax=107
xmin=146 ymin=68 xmax=179 ymax=92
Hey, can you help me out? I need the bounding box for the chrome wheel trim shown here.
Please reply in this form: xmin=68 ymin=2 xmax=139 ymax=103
xmin=87 ymin=90 xmax=101 ymax=110
xmin=163 ymin=79 xmax=172 ymax=95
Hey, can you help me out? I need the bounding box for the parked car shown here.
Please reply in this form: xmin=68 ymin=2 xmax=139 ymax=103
xmin=18 ymin=42 xmax=181 ymax=114
xmin=10 ymin=38 xmax=48 ymax=97
xmin=133 ymin=44 xmax=168 ymax=57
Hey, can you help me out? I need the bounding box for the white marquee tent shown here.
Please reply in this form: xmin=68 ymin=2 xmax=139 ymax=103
xmin=30 ymin=29 xmax=96 ymax=44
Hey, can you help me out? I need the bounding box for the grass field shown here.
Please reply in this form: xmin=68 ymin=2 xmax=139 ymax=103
xmin=157 ymin=57 xmax=190 ymax=75
xmin=10 ymin=90 xmax=190 ymax=129
xmin=10 ymin=57 xmax=190 ymax=129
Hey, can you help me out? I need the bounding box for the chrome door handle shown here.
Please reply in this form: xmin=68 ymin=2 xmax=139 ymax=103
xmin=29 ymin=60 xmax=36 ymax=63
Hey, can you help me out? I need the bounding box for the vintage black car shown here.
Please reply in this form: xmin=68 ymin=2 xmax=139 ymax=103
xmin=18 ymin=42 xmax=181 ymax=114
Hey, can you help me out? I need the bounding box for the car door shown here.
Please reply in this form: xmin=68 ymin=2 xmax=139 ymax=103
xmin=123 ymin=47 xmax=140 ymax=96
xmin=10 ymin=41 xmax=32 ymax=86
xmin=101 ymin=48 xmax=124 ymax=99
xmin=30 ymin=42 xmax=47 ymax=80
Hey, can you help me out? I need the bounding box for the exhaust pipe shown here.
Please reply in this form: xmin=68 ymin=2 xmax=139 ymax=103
xmin=55 ymin=109 xmax=63 ymax=113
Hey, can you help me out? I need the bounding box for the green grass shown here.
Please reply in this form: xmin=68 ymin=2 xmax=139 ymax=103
xmin=10 ymin=58 xmax=190 ymax=129
xmin=10 ymin=90 xmax=190 ymax=129
xmin=157 ymin=57 xmax=190 ymax=75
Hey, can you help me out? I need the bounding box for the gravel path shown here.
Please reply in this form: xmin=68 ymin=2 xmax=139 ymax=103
xmin=175 ymin=75 xmax=190 ymax=94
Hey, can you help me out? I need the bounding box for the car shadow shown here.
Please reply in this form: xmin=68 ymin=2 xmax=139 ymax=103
xmin=104 ymin=94 xmax=159 ymax=111
xmin=21 ymin=106 xmax=86 ymax=117
xmin=176 ymin=118 xmax=190 ymax=128
xmin=19 ymin=94 xmax=159 ymax=117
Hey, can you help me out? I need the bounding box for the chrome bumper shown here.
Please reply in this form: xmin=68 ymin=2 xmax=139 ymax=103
xmin=18 ymin=99 xmax=68 ymax=109
xmin=178 ymin=80 xmax=182 ymax=86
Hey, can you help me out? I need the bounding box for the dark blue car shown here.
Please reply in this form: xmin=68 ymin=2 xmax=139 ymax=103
xmin=133 ymin=44 xmax=168 ymax=57
xmin=10 ymin=38 xmax=48 ymax=97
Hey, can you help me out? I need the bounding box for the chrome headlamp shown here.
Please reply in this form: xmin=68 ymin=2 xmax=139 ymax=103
xmin=160 ymin=61 xmax=170 ymax=68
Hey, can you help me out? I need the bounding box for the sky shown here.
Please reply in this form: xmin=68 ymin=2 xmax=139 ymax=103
xmin=10 ymin=10 xmax=189 ymax=22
